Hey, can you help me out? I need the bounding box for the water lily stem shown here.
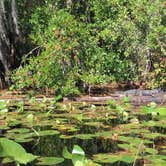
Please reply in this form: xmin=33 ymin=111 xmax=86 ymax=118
xmin=133 ymin=140 xmax=143 ymax=166
xmin=16 ymin=162 xmax=20 ymax=166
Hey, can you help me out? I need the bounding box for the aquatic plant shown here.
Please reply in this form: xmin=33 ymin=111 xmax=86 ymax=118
xmin=36 ymin=157 xmax=64 ymax=165
xmin=0 ymin=98 xmax=165 ymax=165
xmin=0 ymin=100 xmax=8 ymax=113
xmin=0 ymin=138 xmax=37 ymax=165
xmin=17 ymin=101 xmax=24 ymax=113
xmin=108 ymin=99 xmax=129 ymax=122
xmin=63 ymin=145 xmax=100 ymax=166
xmin=108 ymin=99 xmax=117 ymax=109
xmin=142 ymin=102 xmax=166 ymax=117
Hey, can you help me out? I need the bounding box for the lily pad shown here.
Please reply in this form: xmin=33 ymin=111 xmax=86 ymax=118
xmin=120 ymin=154 xmax=135 ymax=163
xmin=52 ymin=124 xmax=79 ymax=132
xmin=93 ymin=153 xmax=119 ymax=163
xmin=5 ymin=132 xmax=35 ymax=140
xmin=37 ymin=157 xmax=64 ymax=165
xmin=84 ymin=122 xmax=103 ymax=127
xmin=118 ymin=144 xmax=137 ymax=152
xmin=155 ymin=107 xmax=166 ymax=116
xmin=75 ymin=133 xmax=95 ymax=140
xmin=14 ymin=137 xmax=34 ymax=143
xmin=93 ymin=152 xmax=135 ymax=164
xmin=143 ymin=133 xmax=165 ymax=139
xmin=145 ymin=155 xmax=166 ymax=165
xmin=5 ymin=129 xmax=59 ymax=141
xmin=118 ymin=136 xmax=142 ymax=145
xmin=60 ymin=134 xmax=74 ymax=139
xmin=36 ymin=130 xmax=60 ymax=136
xmin=95 ymin=131 xmax=113 ymax=139
xmin=145 ymin=148 xmax=158 ymax=154
xmin=7 ymin=128 xmax=30 ymax=134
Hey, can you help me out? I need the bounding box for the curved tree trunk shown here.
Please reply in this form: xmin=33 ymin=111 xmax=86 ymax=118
xmin=0 ymin=0 xmax=20 ymax=89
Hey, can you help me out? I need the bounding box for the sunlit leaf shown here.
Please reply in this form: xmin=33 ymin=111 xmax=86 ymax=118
xmin=2 ymin=157 xmax=14 ymax=164
xmin=63 ymin=146 xmax=72 ymax=159
xmin=37 ymin=157 xmax=64 ymax=165
xmin=120 ymin=154 xmax=135 ymax=163
xmin=75 ymin=134 xmax=95 ymax=140
xmin=72 ymin=145 xmax=85 ymax=156
xmin=36 ymin=130 xmax=60 ymax=136
xmin=145 ymin=148 xmax=158 ymax=154
xmin=0 ymin=138 xmax=37 ymax=164
xmin=7 ymin=128 xmax=30 ymax=134
xmin=93 ymin=153 xmax=119 ymax=163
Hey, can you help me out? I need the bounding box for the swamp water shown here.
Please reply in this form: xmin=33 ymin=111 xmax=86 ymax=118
xmin=0 ymin=97 xmax=166 ymax=166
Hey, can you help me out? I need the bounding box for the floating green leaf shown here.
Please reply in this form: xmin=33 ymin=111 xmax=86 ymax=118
xmin=145 ymin=155 xmax=166 ymax=165
xmin=37 ymin=157 xmax=64 ymax=165
xmin=93 ymin=152 xmax=135 ymax=164
xmin=36 ymin=130 xmax=60 ymax=136
xmin=145 ymin=148 xmax=158 ymax=155
xmin=60 ymin=134 xmax=74 ymax=139
xmin=75 ymin=134 xmax=95 ymax=140
xmin=155 ymin=107 xmax=166 ymax=116
xmin=93 ymin=153 xmax=119 ymax=163
xmin=120 ymin=154 xmax=135 ymax=163
xmin=118 ymin=144 xmax=137 ymax=152
xmin=7 ymin=128 xmax=30 ymax=134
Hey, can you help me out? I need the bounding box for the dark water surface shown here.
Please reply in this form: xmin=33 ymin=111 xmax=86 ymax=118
xmin=0 ymin=96 xmax=166 ymax=165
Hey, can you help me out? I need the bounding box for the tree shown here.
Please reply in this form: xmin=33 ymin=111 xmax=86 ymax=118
xmin=12 ymin=0 xmax=166 ymax=93
xmin=0 ymin=0 xmax=20 ymax=88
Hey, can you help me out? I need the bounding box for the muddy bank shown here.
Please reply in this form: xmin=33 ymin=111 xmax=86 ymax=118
xmin=0 ymin=89 xmax=166 ymax=106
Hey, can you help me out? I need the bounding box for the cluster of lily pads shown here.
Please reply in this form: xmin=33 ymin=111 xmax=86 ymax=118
xmin=0 ymin=97 xmax=166 ymax=165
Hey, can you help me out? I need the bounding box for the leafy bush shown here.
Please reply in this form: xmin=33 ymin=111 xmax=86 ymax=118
xmin=13 ymin=0 xmax=166 ymax=95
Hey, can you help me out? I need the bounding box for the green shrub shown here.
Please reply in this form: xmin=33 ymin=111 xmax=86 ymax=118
xmin=13 ymin=0 xmax=165 ymax=95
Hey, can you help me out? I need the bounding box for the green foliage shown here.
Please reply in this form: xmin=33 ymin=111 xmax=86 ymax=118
xmin=63 ymin=145 xmax=100 ymax=166
xmin=108 ymin=100 xmax=117 ymax=109
xmin=142 ymin=102 xmax=166 ymax=117
xmin=108 ymin=98 xmax=130 ymax=121
xmin=13 ymin=0 xmax=166 ymax=95
xmin=0 ymin=100 xmax=8 ymax=113
xmin=0 ymin=138 xmax=37 ymax=165
xmin=17 ymin=101 xmax=24 ymax=113
xmin=36 ymin=157 xmax=64 ymax=165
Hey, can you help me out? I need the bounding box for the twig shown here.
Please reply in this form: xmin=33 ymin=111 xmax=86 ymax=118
xmin=19 ymin=45 xmax=42 ymax=67
xmin=24 ymin=45 xmax=42 ymax=59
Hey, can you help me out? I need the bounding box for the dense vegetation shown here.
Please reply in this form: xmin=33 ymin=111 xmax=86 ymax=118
xmin=12 ymin=0 xmax=165 ymax=95
xmin=0 ymin=1 xmax=165 ymax=166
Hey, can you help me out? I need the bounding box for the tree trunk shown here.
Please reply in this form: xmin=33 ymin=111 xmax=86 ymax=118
xmin=0 ymin=0 xmax=20 ymax=89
